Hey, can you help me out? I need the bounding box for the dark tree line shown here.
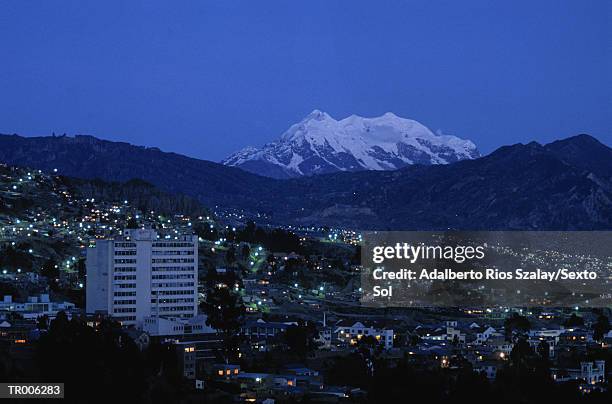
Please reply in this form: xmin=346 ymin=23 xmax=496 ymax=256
xmin=234 ymin=221 xmax=304 ymax=253
xmin=200 ymin=287 xmax=245 ymax=363
xmin=32 ymin=312 xmax=192 ymax=404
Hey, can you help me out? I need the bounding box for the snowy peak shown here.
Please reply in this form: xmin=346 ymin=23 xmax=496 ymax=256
xmin=221 ymin=146 xmax=260 ymax=166
xmin=222 ymin=110 xmax=480 ymax=179
xmin=303 ymin=109 xmax=332 ymax=121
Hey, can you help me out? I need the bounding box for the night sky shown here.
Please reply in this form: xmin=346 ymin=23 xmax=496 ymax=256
xmin=1 ymin=1 xmax=610 ymax=161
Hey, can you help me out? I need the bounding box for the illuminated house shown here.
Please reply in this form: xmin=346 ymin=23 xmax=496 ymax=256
xmin=240 ymin=319 xmax=293 ymax=351
xmin=551 ymin=361 xmax=606 ymax=385
xmin=474 ymin=326 xmax=500 ymax=344
xmin=167 ymin=334 xmax=223 ymax=380
xmin=213 ymin=364 xmax=241 ymax=379
xmin=334 ymin=321 xmax=394 ymax=349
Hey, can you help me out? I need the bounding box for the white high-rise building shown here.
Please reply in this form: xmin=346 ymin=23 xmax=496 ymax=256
xmin=86 ymin=228 xmax=198 ymax=326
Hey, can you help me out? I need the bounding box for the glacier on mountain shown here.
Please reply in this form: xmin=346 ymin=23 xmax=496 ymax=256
xmin=222 ymin=110 xmax=480 ymax=178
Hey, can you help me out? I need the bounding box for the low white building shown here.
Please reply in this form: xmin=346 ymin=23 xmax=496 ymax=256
xmin=142 ymin=314 xmax=215 ymax=337
xmin=475 ymin=326 xmax=499 ymax=344
xmin=528 ymin=336 xmax=556 ymax=358
xmin=445 ymin=321 xmax=466 ymax=344
xmin=528 ymin=328 xmax=566 ymax=339
xmin=335 ymin=321 xmax=394 ymax=349
xmin=0 ymin=294 xmax=75 ymax=320
xmin=552 ymin=361 xmax=606 ymax=384
xmin=581 ymin=361 xmax=605 ymax=384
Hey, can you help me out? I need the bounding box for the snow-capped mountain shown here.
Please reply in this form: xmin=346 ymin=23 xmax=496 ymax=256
xmin=222 ymin=110 xmax=480 ymax=178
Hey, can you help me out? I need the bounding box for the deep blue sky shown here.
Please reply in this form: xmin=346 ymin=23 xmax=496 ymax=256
xmin=1 ymin=1 xmax=610 ymax=161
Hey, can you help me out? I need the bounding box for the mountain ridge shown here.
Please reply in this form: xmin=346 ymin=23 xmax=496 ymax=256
xmin=0 ymin=133 xmax=273 ymax=209
xmin=1 ymin=132 xmax=611 ymax=230
xmin=222 ymin=110 xmax=480 ymax=178
xmin=266 ymin=134 xmax=612 ymax=230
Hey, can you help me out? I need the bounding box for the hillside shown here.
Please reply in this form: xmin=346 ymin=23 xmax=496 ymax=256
xmin=267 ymin=136 xmax=612 ymax=230
xmin=0 ymin=134 xmax=271 ymax=208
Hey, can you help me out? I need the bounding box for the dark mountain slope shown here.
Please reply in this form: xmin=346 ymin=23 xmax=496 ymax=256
xmin=61 ymin=177 xmax=208 ymax=217
xmin=0 ymin=134 xmax=272 ymax=208
xmin=545 ymin=134 xmax=612 ymax=179
xmin=259 ymin=137 xmax=612 ymax=229
xmin=1 ymin=133 xmax=611 ymax=230
xmin=0 ymin=163 xmax=207 ymax=219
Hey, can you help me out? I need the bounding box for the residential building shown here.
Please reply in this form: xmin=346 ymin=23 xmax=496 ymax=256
xmin=240 ymin=319 xmax=293 ymax=351
xmin=142 ymin=314 xmax=215 ymax=337
xmin=0 ymin=294 xmax=76 ymax=320
xmin=86 ymin=228 xmax=198 ymax=326
xmin=552 ymin=361 xmax=606 ymax=384
xmin=335 ymin=320 xmax=394 ymax=349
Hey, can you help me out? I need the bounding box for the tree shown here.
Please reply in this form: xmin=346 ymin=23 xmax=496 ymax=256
xmin=126 ymin=217 xmax=139 ymax=229
xmin=510 ymin=338 xmax=534 ymax=368
xmin=537 ymin=339 xmax=550 ymax=360
xmin=592 ymin=314 xmax=610 ymax=341
xmin=325 ymin=352 xmax=371 ymax=389
xmin=451 ymin=334 xmax=460 ymax=346
xmin=241 ymin=220 xmax=256 ymax=242
xmin=194 ymin=222 xmax=218 ymax=241
xmin=225 ymin=245 xmax=236 ymax=266
xmin=76 ymin=258 xmax=86 ymax=278
xmin=200 ymin=287 xmax=245 ymax=362
xmin=504 ymin=313 xmax=531 ymax=340
xmin=37 ymin=312 xmax=155 ymax=403
xmin=0 ymin=245 xmax=32 ymax=271
xmin=240 ymin=244 xmax=251 ymax=261
xmin=41 ymin=259 xmax=59 ymax=283
xmin=37 ymin=315 xmax=49 ymax=330
xmin=0 ymin=282 xmax=19 ymax=299
xmin=564 ymin=313 xmax=584 ymax=328
xmin=496 ymin=336 xmax=555 ymax=403
xmin=357 ymin=335 xmax=379 ymax=349
xmin=284 ymin=320 xmax=319 ymax=359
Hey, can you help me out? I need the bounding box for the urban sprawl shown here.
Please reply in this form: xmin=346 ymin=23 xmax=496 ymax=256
xmin=0 ymin=163 xmax=610 ymax=403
